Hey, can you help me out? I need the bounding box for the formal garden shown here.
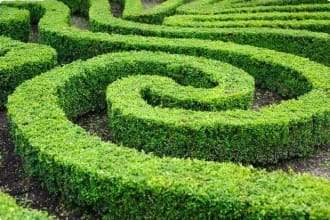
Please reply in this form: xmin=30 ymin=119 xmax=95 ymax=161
xmin=0 ymin=0 xmax=329 ymax=219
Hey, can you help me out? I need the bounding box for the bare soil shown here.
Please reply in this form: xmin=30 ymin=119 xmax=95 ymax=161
xmin=29 ymin=24 xmax=39 ymax=43
xmin=142 ymin=0 xmax=164 ymax=9
xmin=71 ymin=16 xmax=90 ymax=30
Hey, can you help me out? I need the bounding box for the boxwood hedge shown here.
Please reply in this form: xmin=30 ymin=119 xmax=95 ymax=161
xmin=0 ymin=36 xmax=57 ymax=109
xmin=169 ymin=11 xmax=330 ymax=22
xmin=90 ymin=0 xmax=330 ymax=66
xmin=163 ymin=11 xmax=330 ymax=33
xmin=202 ymin=0 xmax=329 ymax=9
xmin=105 ymin=49 xmax=330 ymax=163
xmin=4 ymin=0 xmax=330 ymax=66
xmin=164 ymin=17 xmax=330 ymax=33
xmin=7 ymin=51 xmax=330 ymax=219
xmin=0 ymin=190 xmax=51 ymax=220
xmin=123 ymin=0 xmax=185 ymax=24
xmin=0 ymin=6 xmax=30 ymax=42
xmin=177 ymin=0 xmax=330 ymax=14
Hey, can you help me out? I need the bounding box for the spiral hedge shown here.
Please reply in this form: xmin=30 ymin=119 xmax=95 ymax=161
xmin=1 ymin=0 xmax=330 ymax=219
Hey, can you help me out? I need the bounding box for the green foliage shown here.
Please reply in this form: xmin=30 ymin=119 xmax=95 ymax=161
xmin=0 ymin=36 xmax=57 ymax=109
xmin=0 ymin=6 xmax=30 ymax=41
xmin=90 ymin=0 xmax=330 ymax=66
xmin=123 ymin=0 xmax=185 ymax=24
xmin=165 ymin=18 xmax=330 ymax=33
xmin=0 ymin=190 xmax=52 ymax=219
xmin=178 ymin=0 xmax=330 ymax=14
xmin=2 ymin=0 xmax=330 ymax=219
xmin=7 ymin=50 xmax=330 ymax=219
xmin=5 ymin=0 xmax=330 ymax=66
xmin=104 ymin=51 xmax=329 ymax=163
xmin=171 ymin=11 xmax=330 ymax=21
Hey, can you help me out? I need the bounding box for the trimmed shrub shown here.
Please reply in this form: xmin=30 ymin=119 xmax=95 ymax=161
xmin=0 ymin=36 xmax=57 ymax=109
xmin=90 ymin=0 xmax=330 ymax=66
xmin=123 ymin=0 xmax=185 ymax=24
xmin=177 ymin=0 xmax=330 ymax=14
xmin=7 ymin=51 xmax=330 ymax=219
xmin=168 ymin=11 xmax=330 ymax=22
xmin=164 ymin=16 xmax=330 ymax=33
xmin=4 ymin=0 xmax=330 ymax=66
xmin=0 ymin=6 xmax=30 ymax=41
xmin=104 ymin=51 xmax=329 ymax=163
xmin=0 ymin=191 xmax=51 ymax=220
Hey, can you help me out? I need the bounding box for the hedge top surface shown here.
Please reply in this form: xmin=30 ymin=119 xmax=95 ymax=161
xmin=8 ymin=50 xmax=330 ymax=219
xmin=168 ymin=11 xmax=330 ymax=22
xmin=0 ymin=6 xmax=29 ymax=21
xmin=177 ymin=0 xmax=330 ymax=14
xmin=122 ymin=0 xmax=185 ymax=23
xmin=202 ymin=0 xmax=329 ymax=9
xmin=0 ymin=36 xmax=57 ymax=108
xmin=0 ymin=5 xmax=30 ymax=41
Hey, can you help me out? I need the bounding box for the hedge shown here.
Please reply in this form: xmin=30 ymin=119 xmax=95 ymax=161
xmin=106 ymin=50 xmax=330 ymax=163
xmin=168 ymin=11 xmax=330 ymax=22
xmin=105 ymin=53 xmax=254 ymax=112
xmin=0 ymin=6 xmax=30 ymax=42
xmin=164 ymin=17 xmax=330 ymax=33
xmin=206 ymin=0 xmax=329 ymax=9
xmin=0 ymin=190 xmax=52 ymax=220
xmin=89 ymin=0 xmax=330 ymax=66
xmin=7 ymin=50 xmax=330 ymax=219
xmin=122 ymin=0 xmax=185 ymax=24
xmin=0 ymin=36 xmax=57 ymax=109
xmin=4 ymin=0 xmax=330 ymax=66
xmin=177 ymin=0 xmax=330 ymax=14
xmin=177 ymin=2 xmax=330 ymax=15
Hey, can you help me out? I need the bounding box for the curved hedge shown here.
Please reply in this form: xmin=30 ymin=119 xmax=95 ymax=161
xmin=123 ymin=0 xmax=185 ymax=24
xmin=105 ymin=50 xmax=330 ymax=163
xmin=164 ymin=17 xmax=330 ymax=33
xmin=164 ymin=12 xmax=330 ymax=33
xmin=177 ymin=0 xmax=330 ymax=14
xmin=0 ymin=36 xmax=57 ymax=109
xmin=88 ymin=0 xmax=330 ymax=66
xmin=0 ymin=190 xmax=51 ymax=220
xmin=8 ymin=51 xmax=330 ymax=219
xmin=169 ymin=11 xmax=330 ymax=22
xmin=202 ymin=0 xmax=329 ymax=9
xmin=0 ymin=6 xmax=30 ymax=42
xmin=4 ymin=0 xmax=330 ymax=66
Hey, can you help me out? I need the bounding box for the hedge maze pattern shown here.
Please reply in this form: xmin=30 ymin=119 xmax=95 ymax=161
xmin=1 ymin=0 xmax=330 ymax=219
